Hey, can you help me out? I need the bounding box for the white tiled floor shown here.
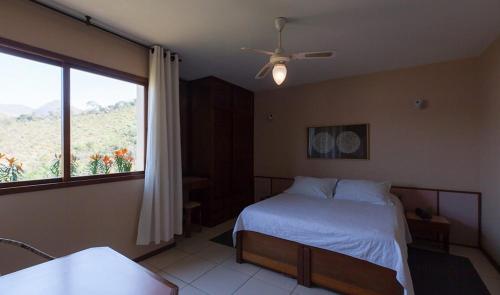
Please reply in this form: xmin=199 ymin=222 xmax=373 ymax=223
xmin=140 ymin=219 xmax=500 ymax=295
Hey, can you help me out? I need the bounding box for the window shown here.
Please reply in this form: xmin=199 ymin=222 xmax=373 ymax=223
xmin=0 ymin=39 xmax=147 ymax=192
xmin=0 ymin=52 xmax=62 ymax=182
xmin=70 ymin=69 xmax=145 ymax=177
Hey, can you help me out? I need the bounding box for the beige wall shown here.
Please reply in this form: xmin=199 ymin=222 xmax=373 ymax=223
xmin=255 ymin=36 xmax=500 ymax=262
xmin=255 ymin=59 xmax=481 ymax=191
xmin=0 ymin=0 xmax=163 ymax=275
xmin=0 ymin=180 xmax=164 ymax=274
xmin=0 ymin=0 xmax=148 ymax=77
xmin=479 ymin=37 xmax=500 ymax=263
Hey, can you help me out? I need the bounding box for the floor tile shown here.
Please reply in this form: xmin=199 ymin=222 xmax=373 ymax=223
xmin=292 ymin=285 xmax=341 ymax=295
xmin=194 ymin=242 xmax=235 ymax=264
xmin=163 ymin=255 xmax=217 ymax=283
xmin=177 ymin=238 xmax=216 ymax=254
xmin=220 ymin=256 xmax=260 ymax=276
xmin=158 ymin=272 xmax=188 ymax=289
xmin=179 ymin=285 xmax=208 ymax=295
xmin=143 ymin=248 xmax=189 ymax=269
xmin=254 ymin=268 xmax=298 ymax=292
xmin=191 ymin=264 xmax=250 ymax=295
xmin=234 ymin=277 xmax=290 ymax=295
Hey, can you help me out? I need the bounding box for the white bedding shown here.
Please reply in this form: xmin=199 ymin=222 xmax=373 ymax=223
xmin=233 ymin=193 xmax=414 ymax=295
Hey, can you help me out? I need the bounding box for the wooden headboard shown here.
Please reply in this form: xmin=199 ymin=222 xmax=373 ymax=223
xmin=254 ymin=176 xmax=481 ymax=248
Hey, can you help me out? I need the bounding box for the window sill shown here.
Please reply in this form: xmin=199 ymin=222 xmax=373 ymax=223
xmin=0 ymin=172 xmax=145 ymax=196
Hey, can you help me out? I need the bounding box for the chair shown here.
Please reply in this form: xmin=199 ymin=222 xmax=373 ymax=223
xmin=0 ymin=238 xmax=55 ymax=261
xmin=183 ymin=201 xmax=202 ymax=238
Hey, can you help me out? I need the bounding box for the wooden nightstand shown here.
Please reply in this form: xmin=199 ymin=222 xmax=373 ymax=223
xmin=406 ymin=211 xmax=450 ymax=252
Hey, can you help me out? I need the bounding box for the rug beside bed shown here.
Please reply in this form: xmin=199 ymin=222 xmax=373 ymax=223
xmin=211 ymin=229 xmax=490 ymax=295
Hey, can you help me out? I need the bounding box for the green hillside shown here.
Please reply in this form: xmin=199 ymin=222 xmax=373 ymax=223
xmin=0 ymin=103 xmax=139 ymax=181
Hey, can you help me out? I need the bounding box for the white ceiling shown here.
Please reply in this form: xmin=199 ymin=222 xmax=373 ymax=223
xmin=40 ymin=0 xmax=500 ymax=91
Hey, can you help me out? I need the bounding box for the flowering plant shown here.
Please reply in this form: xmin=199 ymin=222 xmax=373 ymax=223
xmin=50 ymin=154 xmax=79 ymax=177
xmin=88 ymin=153 xmax=103 ymax=175
xmin=102 ymin=155 xmax=113 ymax=174
xmin=0 ymin=154 xmax=24 ymax=182
xmin=114 ymin=148 xmax=134 ymax=173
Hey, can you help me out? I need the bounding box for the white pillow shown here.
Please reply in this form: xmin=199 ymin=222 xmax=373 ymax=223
xmin=284 ymin=176 xmax=338 ymax=199
xmin=334 ymin=179 xmax=391 ymax=205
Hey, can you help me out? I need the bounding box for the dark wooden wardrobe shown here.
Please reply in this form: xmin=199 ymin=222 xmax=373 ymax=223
xmin=185 ymin=76 xmax=254 ymax=227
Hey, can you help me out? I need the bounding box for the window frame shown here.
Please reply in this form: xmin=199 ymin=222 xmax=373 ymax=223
xmin=0 ymin=37 xmax=148 ymax=195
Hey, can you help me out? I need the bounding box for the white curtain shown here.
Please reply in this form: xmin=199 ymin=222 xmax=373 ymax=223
xmin=137 ymin=46 xmax=183 ymax=245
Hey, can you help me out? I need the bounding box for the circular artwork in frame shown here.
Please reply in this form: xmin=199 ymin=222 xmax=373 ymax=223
xmin=336 ymin=131 xmax=361 ymax=154
xmin=312 ymin=132 xmax=335 ymax=154
xmin=307 ymin=124 xmax=369 ymax=159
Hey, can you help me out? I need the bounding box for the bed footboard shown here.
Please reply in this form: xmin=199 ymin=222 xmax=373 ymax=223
xmin=309 ymin=246 xmax=403 ymax=295
xmin=236 ymin=230 xmax=403 ymax=295
xmin=236 ymin=230 xmax=301 ymax=280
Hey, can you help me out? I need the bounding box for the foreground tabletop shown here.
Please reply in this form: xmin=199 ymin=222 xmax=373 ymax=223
xmin=0 ymin=247 xmax=178 ymax=295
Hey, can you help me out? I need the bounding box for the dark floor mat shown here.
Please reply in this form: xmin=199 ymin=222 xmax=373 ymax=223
xmin=211 ymin=229 xmax=490 ymax=295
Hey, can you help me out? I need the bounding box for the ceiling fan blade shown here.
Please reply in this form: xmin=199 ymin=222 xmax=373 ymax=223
xmin=241 ymin=47 xmax=274 ymax=56
xmin=255 ymin=63 xmax=273 ymax=79
xmin=291 ymin=51 xmax=336 ymax=60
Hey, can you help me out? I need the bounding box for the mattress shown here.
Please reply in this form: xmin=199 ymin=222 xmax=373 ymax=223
xmin=233 ymin=193 xmax=414 ymax=295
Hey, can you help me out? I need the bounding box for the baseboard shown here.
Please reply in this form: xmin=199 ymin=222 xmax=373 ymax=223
xmin=481 ymin=247 xmax=500 ymax=273
xmin=133 ymin=242 xmax=176 ymax=262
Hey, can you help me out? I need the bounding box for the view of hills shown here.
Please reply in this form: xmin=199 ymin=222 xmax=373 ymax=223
xmin=0 ymin=100 xmax=140 ymax=181
xmin=0 ymin=100 xmax=83 ymax=118
xmin=0 ymin=104 xmax=34 ymax=117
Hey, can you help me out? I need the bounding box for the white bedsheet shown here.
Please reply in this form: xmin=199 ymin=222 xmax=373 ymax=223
xmin=233 ymin=193 xmax=414 ymax=295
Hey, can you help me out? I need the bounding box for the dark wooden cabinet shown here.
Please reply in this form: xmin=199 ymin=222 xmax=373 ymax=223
xmin=187 ymin=76 xmax=254 ymax=226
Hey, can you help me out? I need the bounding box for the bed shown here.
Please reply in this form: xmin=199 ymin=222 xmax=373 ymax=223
xmin=232 ymin=192 xmax=414 ymax=295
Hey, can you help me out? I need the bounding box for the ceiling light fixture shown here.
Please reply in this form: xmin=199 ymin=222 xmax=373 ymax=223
xmin=272 ymin=63 xmax=287 ymax=85
xmin=241 ymin=17 xmax=335 ymax=87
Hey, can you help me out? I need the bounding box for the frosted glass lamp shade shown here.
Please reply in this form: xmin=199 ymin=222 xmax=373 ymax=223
xmin=272 ymin=63 xmax=287 ymax=85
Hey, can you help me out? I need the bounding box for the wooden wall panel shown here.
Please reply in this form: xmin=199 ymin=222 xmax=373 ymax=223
xmin=390 ymin=188 xmax=438 ymax=214
xmin=439 ymin=192 xmax=479 ymax=246
xmin=272 ymin=179 xmax=294 ymax=195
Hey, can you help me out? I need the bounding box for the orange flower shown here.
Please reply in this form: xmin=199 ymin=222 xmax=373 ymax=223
xmin=125 ymin=155 xmax=134 ymax=163
xmin=114 ymin=148 xmax=129 ymax=158
xmin=102 ymin=155 xmax=113 ymax=165
xmin=6 ymin=157 xmax=17 ymax=167
xmin=0 ymin=153 xmax=5 ymax=160
xmin=90 ymin=153 xmax=102 ymax=161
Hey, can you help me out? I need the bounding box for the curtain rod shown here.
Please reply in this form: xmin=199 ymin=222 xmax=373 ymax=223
xmin=29 ymin=0 xmax=182 ymax=61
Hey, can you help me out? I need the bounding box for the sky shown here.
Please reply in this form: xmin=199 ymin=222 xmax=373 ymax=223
xmin=0 ymin=52 xmax=143 ymax=111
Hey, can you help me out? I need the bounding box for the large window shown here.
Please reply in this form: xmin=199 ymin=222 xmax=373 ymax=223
xmin=0 ymin=40 xmax=147 ymax=192
xmin=70 ymin=69 xmax=145 ymax=177
xmin=0 ymin=52 xmax=62 ymax=182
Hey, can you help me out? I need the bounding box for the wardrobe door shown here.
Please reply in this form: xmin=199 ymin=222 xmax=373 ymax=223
xmin=188 ymin=79 xmax=213 ymax=226
xmin=231 ymin=87 xmax=254 ymax=215
xmin=211 ymin=80 xmax=233 ymax=224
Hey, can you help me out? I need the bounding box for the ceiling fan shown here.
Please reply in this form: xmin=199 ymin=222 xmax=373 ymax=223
xmin=241 ymin=17 xmax=336 ymax=85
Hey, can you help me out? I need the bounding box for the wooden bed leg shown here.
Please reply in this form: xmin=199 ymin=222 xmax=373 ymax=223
xmin=236 ymin=231 xmax=243 ymax=264
xmin=303 ymin=246 xmax=311 ymax=287
xmin=298 ymin=246 xmax=311 ymax=287
xmin=298 ymin=246 xmax=304 ymax=285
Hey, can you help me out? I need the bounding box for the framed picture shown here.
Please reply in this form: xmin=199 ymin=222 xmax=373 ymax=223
xmin=307 ymin=124 xmax=369 ymax=159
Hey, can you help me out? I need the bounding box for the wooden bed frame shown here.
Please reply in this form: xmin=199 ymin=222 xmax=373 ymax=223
xmin=236 ymin=230 xmax=403 ymax=295
xmin=247 ymin=176 xmax=482 ymax=294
